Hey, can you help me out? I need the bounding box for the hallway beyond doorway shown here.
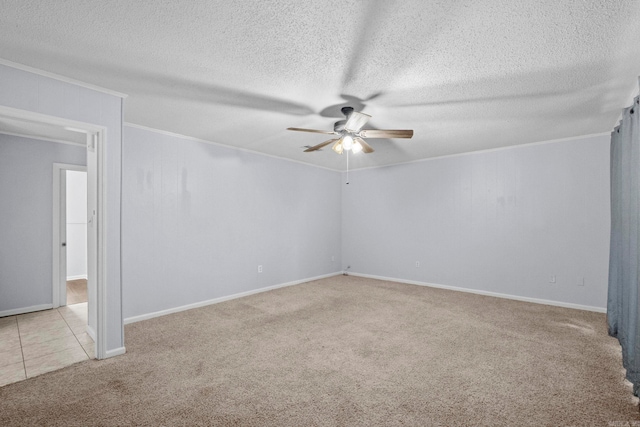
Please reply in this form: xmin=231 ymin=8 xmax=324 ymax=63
xmin=66 ymin=279 xmax=87 ymax=305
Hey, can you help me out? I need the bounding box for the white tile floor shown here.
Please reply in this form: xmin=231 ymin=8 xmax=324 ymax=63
xmin=0 ymin=303 xmax=94 ymax=387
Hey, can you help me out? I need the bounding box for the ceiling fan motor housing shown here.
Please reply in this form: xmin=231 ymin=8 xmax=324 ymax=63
xmin=334 ymin=119 xmax=347 ymax=133
xmin=334 ymin=107 xmax=355 ymax=133
xmin=341 ymin=106 xmax=355 ymax=117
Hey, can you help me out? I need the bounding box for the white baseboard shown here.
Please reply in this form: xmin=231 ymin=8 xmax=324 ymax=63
xmin=349 ymin=272 xmax=607 ymax=313
xmin=124 ymin=272 xmax=343 ymax=324
xmin=0 ymin=304 xmax=53 ymax=317
xmin=67 ymin=274 xmax=88 ymax=281
xmin=104 ymin=347 xmax=126 ymax=359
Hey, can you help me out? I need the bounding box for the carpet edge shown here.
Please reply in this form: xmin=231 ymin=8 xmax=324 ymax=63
xmin=348 ymin=272 xmax=607 ymax=313
xmin=123 ymin=271 xmax=343 ymax=324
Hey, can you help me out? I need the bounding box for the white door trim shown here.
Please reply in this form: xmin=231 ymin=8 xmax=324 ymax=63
xmin=52 ymin=163 xmax=87 ymax=308
xmin=0 ymin=105 xmax=110 ymax=360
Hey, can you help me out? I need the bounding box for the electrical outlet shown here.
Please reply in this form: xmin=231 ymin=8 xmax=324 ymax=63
xmin=331 ymin=256 xmax=335 ymax=262
xmin=258 ymin=265 xmax=263 ymax=273
xmin=577 ymin=276 xmax=584 ymax=287
xmin=549 ymin=275 xmax=556 ymax=284
xmin=415 ymin=261 xmax=420 ymax=268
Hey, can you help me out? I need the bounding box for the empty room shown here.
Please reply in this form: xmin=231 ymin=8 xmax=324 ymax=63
xmin=1 ymin=1 xmax=640 ymax=425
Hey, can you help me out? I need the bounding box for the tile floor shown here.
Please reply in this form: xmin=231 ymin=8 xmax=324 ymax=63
xmin=0 ymin=303 xmax=94 ymax=387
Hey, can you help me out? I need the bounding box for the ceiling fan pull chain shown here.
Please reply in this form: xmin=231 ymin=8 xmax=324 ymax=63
xmin=346 ymin=149 xmax=349 ymax=184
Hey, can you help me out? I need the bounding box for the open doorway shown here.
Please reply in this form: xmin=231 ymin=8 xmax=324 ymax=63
xmin=0 ymin=106 xmax=108 ymax=363
xmin=0 ymin=136 xmax=95 ymax=385
xmin=53 ymin=164 xmax=96 ymax=347
xmin=66 ymin=169 xmax=88 ymax=306
xmin=56 ymin=168 xmax=89 ymax=306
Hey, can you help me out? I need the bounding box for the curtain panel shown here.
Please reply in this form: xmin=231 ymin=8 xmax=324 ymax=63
xmin=608 ymin=83 xmax=640 ymax=395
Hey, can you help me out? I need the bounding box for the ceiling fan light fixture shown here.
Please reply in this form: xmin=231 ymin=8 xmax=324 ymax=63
xmin=351 ymin=140 xmax=363 ymax=154
xmin=342 ymin=134 xmax=354 ymax=150
xmin=332 ymin=139 xmax=344 ymax=154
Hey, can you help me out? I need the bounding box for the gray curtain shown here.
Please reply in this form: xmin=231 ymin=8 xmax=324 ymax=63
xmin=608 ymin=83 xmax=640 ymax=395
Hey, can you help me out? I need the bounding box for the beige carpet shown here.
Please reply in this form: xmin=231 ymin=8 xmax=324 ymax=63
xmin=1 ymin=275 xmax=638 ymax=426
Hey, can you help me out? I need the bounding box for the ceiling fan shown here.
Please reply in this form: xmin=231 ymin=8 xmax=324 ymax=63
xmin=287 ymin=107 xmax=413 ymax=154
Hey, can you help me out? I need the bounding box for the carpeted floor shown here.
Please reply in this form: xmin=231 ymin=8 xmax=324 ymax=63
xmin=1 ymin=275 xmax=638 ymax=426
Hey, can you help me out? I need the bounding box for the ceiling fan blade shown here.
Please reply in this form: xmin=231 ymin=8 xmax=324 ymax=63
xmin=304 ymin=138 xmax=339 ymax=152
xmin=344 ymin=111 xmax=372 ymax=132
xmin=359 ymin=129 xmax=414 ymax=139
xmin=355 ymin=137 xmax=374 ymax=154
xmin=287 ymin=127 xmax=337 ymax=135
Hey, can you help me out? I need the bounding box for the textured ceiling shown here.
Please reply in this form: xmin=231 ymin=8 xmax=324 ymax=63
xmin=1 ymin=0 xmax=640 ymax=170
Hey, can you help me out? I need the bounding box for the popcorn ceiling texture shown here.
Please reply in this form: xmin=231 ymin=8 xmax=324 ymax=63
xmin=0 ymin=0 xmax=639 ymax=170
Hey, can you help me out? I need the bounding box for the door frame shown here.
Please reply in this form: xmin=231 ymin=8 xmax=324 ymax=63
xmin=52 ymin=164 xmax=87 ymax=308
xmin=0 ymin=105 xmax=109 ymax=360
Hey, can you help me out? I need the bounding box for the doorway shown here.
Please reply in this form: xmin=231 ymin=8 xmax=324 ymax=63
xmin=52 ymin=163 xmax=96 ymax=336
xmin=65 ymin=170 xmax=88 ymax=306
xmin=0 ymin=137 xmax=96 ymax=385
xmin=53 ymin=164 xmax=95 ymax=343
xmin=0 ymin=105 xmax=108 ymax=361
xmin=54 ymin=167 xmax=89 ymax=306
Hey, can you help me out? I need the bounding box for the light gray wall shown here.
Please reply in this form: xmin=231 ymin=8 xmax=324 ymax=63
xmin=342 ymin=135 xmax=611 ymax=309
xmin=122 ymin=126 xmax=342 ymax=319
xmin=0 ymin=135 xmax=86 ymax=312
xmin=0 ymin=63 xmax=124 ymax=352
xmin=66 ymin=170 xmax=87 ymax=279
